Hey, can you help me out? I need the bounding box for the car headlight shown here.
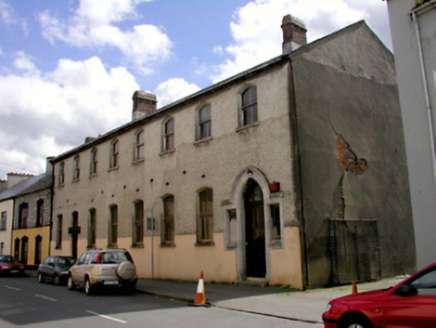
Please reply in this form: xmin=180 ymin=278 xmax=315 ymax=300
xmin=325 ymin=303 xmax=332 ymax=312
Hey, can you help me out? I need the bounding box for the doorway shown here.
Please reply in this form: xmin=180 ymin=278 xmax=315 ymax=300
xmin=72 ymin=212 xmax=79 ymax=259
xmin=244 ymin=179 xmax=266 ymax=278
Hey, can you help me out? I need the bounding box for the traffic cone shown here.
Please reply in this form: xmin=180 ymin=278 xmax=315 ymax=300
xmin=351 ymin=281 xmax=358 ymax=295
xmin=193 ymin=271 xmax=207 ymax=306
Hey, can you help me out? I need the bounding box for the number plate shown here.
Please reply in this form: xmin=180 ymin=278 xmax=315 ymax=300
xmin=11 ymin=270 xmax=19 ymax=273
xmin=104 ymin=280 xmax=118 ymax=285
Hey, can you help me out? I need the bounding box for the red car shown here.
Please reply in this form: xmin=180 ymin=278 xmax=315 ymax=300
xmin=322 ymin=263 xmax=436 ymax=328
xmin=0 ymin=255 xmax=25 ymax=276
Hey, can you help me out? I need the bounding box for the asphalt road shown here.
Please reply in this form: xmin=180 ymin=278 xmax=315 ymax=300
xmin=0 ymin=276 xmax=303 ymax=327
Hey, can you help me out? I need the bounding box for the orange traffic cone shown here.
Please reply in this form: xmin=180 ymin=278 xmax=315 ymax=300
xmin=194 ymin=271 xmax=207 ymax=306
xmin=351 ymin=281 xmax=358 ymax=295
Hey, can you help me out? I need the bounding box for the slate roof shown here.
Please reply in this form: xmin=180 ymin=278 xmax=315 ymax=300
xmin=0 ymin=173 xmax=52 ymax=201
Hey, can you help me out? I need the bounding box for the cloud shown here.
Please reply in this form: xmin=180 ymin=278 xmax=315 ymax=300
xmin=154 ymin=78 xmax=201 ymax=107
xmin=0 ymin=0 xmax=28 ymax=34
xmin=211 ymin=0 xmax=391 ymax=83
xmin=0 ymin=54 xmax=139 ymax=178
xmin=38 ymin=0 xmax=172 ymax=74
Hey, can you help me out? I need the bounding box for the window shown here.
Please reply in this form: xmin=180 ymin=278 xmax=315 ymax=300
xmin=135 ymin=130 xmax=145 ymax=160
xmin=36 ymin=199 xmax=44 ymax=227
xmin=270 ymin=204 xmax=282 ymax=241
xmin=0 ymin=242 xmax=3 ymax=255
xmin=109 ymin=205 xmax=118 ymax=247
xmin=18 ymin=203 xmax=28 ymax=229
xmin=1 ymin=212 xmax=6 ymax=231
xmin=34 ymin=236 xmax=42 ymax=264
xmin=14 ymin=239 xmax=19 ymax=259
xmin=196 ymin=105 xmax=211 ymax=141
xmin=241 ymin=86 xmax=258 ymax=126
xmin=110 ymin=140 xmax=119 ymax=168
xmin=133 ymin=201 xmax=144 ymax=246
xmin=90 ymin=148 xmax=98 ymax=175
xmin=197 ymin=189 xmax=213 ymax=244
xmin=88 ymin=209 xmax=96 ymax=248
xmin=163 ymin=118 xmax=175 ymax=152
xmin=21 ymin=236 xmax=28 ymax=264
xmin=59 ymin=162 xmax=65 ymax=185
xmin=56 ymin=215 xmax=62 ymax=249
xmin=73 ymin=155 xmax=80 ymax=180
xmin=163 ymin=195 xmax=175 ymax=244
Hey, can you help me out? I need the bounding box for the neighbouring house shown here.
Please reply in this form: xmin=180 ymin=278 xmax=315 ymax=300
xmin=49 ymin=15 xmax=414 ymax=288
xmin=386 ymin=0 xmax=436 ymax=270
xmin=0 ymin=173 xmax=34 ymax=256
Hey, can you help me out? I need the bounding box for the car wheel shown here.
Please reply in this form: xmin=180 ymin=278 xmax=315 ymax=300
xmin=340 ymin=316 xmax=373 ymax=328
xmin=53 ymin=274 xmax=60 ymax=286
xmin=84 ymin=278 xmax=93 ymax=296
xmin=37 ymin=272 xmax=44 ymax=283
xmin=67 ymin=276 xmax=76 ymax=290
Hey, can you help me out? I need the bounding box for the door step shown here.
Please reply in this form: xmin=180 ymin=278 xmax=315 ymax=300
xmin=241 ymin=277 xmax=268 ymax=287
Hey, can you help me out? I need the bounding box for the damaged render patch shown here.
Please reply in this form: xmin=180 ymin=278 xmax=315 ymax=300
xmin=336 ymin=134 xmax=368 ymax=176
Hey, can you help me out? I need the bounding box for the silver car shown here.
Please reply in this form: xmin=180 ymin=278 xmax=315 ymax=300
xmin=67 ymin=249 xmax=137 ymax=295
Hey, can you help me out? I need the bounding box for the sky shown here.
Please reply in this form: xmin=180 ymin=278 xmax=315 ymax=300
xmin=0 ymin=0 xmax=392 ymax=180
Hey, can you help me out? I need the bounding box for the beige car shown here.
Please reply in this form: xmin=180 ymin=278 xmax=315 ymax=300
xmin=67 ymin=249 xmax=137 ymax=295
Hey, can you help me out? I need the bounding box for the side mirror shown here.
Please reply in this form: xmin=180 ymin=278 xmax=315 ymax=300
xmin=393 ymin=284 xmax=418 ymax=297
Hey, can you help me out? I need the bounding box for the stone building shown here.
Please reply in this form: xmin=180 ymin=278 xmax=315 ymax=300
xmin=50 ymin=16 xmax=414 ymax=288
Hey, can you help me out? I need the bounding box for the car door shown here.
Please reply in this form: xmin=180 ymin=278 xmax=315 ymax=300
xmin=71 ymin=252 xmax=87 ymax=285
xmin=46 ymin=257 xmax=55 ymax=280
xmin=380 ymin=267 xmax=436 ymax=327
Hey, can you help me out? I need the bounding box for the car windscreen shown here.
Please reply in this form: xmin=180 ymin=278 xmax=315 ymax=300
xmin=0 ymin=256 xmax=13 ymax=262
xmin=101 ymin=252 xmax=133 ymax=264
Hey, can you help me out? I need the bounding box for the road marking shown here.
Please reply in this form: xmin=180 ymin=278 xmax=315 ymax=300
xmin=4 ymin=286 xmax=20 ymax=291
xmin=86 ymin=310 xmax=127 ymax=324
xmin=35 ymin=294 xmax=58 ymax=302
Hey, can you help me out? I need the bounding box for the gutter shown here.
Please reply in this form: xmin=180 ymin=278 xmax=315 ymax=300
xmin=410 ymin=6 xmax=436 ymax=184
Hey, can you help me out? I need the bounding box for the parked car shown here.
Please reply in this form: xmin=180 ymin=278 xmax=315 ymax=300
xmin=322 ymin=262 xmax=436 ymax=328
xmin=0 ymin=256 xmax=25 ymax=276
xmin=37 ymin=256 xmax=74 ymax=285
xmin=67 ymin=249 xmax=137 ymax=295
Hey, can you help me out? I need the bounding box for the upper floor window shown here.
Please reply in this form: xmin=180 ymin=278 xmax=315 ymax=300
xmin=18 ymin=203 xmax=28 ymax=229
xmin=196 ymin=105 xmax=212 ymax=141
xmin=133 ymin=200 xmax=144 ymax=246
xmin=135 ymin=130 xmax=145 ymax=161
xmin=110 ymin=140 xmax=119 ymax=169
xmin=36 ymin=199 xmax=44 ymax=227
xmin=162 ymin=118 xmax=175 ymax=152
xmin=162 ymin=195 xmax=175 ymax=244
xmin=108 ymin=205 xmax=118 ymax=247
xmin=197 ymin=188 xmax=214 ymax=244
xmin=58 ymin=162 xmax=65 ymax=186
xmin=241 ymin=86 xmax=258 ymax=126
xmin=73 ymin=155 xmax=80 ymax=181
xmin=90 ymin=148 xmax=98 ymax=176
xmin=0 ymin=212 xmax=6 ymax=231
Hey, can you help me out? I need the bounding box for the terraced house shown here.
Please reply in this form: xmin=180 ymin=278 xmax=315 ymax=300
xmin=50 ymin=16 xmax=415 ymax=288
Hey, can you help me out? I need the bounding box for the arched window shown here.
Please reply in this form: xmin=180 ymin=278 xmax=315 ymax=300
xmin=108 ymin=205 xmax=118 ymax=247
xmin=14 ymin=238 xmax=20 ymax=259
xmin=58 ymin=162 xmax=65 ymax=186
xmin=88 ymin=209 xmax=96 ymax=248
xmin=162 ymin=118 xmax=175 ymax=152
xmin=241 ymin=86 xmax=258 ymax=126
xmin=56 ymin=215 xmax=63 ymax=249
xmin=197 ymin=188 xmax=214 ymax=244
xmin=21 ymin=236 xmax=28 ymax=264
xmin=73 ymin=155 xmax=80 ymax=180
xmin=163 ymin=195 xmax=174 ymax=243
xmin=36 ymin=199 xmax=44 ymax=227
xmin=133 ymin=200 xmax=144 ymax=246
xmin=135 ymin=130 xmax=145 ymax=160
xmin=196 ymin=105 xmax=211 ymax=141
xmin=18 ymin=203 xmax=28 ymax=229
xmin=110 ymin=140 xmax=119 ymax=168
xmin=90 ymin=148 xmax=98 ymax=175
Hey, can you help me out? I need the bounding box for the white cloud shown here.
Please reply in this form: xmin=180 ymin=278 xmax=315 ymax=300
xmin=211 ymin=0 xmax=391 ymax=83
xmin=39 ymin=0 xmax=172 ymax=74
xmin=0 ymin=54 xmax=139 ymax=178
xmin=0 ymin=0 xmax=28 ymax=34
xmin=154 ymin=78 xmax=201 ymax=107
xmin=13 ymin=51 xmax=39 ymax=76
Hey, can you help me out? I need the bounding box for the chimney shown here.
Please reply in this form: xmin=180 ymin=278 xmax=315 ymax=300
xmin=132 ymin=91 xmax=157 ymax=121
xmin=46 ymin=157 xmax=55 ymax=174
xmin=6 ymin=173 xmax=33 ymax=188
xmin=0 ymin=180 xmax=6 ymax=192
xmin=281 ymin=14 xmax=307 ymax=54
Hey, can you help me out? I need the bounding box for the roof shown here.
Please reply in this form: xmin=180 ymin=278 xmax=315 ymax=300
xmin=0 ymin=173 xmax=52 ymax=201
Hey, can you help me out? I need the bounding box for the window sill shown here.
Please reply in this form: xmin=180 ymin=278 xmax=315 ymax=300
xmin=72 ymin=178 xmax=80 ymax=183
xmin=160 ymin=241 xmax=175 ymax=248
xmin=269 ymin=239 xmax=283 ymax=249
xmin=58 ymin=183 xmax=65 ymax=188
xmin=132 ymin=158 xmax=145 ymax=165
xmin=159 ymin=148 xmax=176 ymax=156
xmin=226 ymin=243 xmax=237 ymax=250
xmin=236 ymin=121 xmax=259 ymax=133
xmin=89 ymin=173 xmax=98 ymax=179
xmin=87 ymin=244 xmax=96 ymax=249
xmin=195 ymin=241 xmax=215 ymax=247
xmin=193 ymin=137 xmax=213 ymax=146
xmin=107 ymin=244 xmax=118 ymax=249
xmin=55 ymin=246 xmax=62 ymax=250
xmin=108 ymin=166 xmax=119 ymax=172
xmin=131 ymin=243 xmax=144 ymax=248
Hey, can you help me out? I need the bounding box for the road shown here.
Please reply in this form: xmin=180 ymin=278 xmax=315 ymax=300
xmin=0 ymin=276 xmax=319 ymax=327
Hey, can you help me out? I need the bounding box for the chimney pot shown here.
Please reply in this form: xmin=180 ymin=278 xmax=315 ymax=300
xmin=281 ymin=14 xmax=307 ymax=54
xmin=132 ymin=91 xmax=157 ymax=121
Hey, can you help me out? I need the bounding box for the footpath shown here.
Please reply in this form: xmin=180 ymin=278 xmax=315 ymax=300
xmin=136 ymin=275 xmax=406 ymax=326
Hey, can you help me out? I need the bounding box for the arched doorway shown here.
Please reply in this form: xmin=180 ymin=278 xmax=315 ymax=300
xmin=244 ymin=179 xmax=266 ymax=278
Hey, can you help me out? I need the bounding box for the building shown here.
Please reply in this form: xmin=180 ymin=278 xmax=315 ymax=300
xmin=0 ymin=173 xmax=34 ymax=255
xmin=386 ymin=0 xmax=436 ymax=270
xmin=50 ymin=16 xmax=414 ymax=288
